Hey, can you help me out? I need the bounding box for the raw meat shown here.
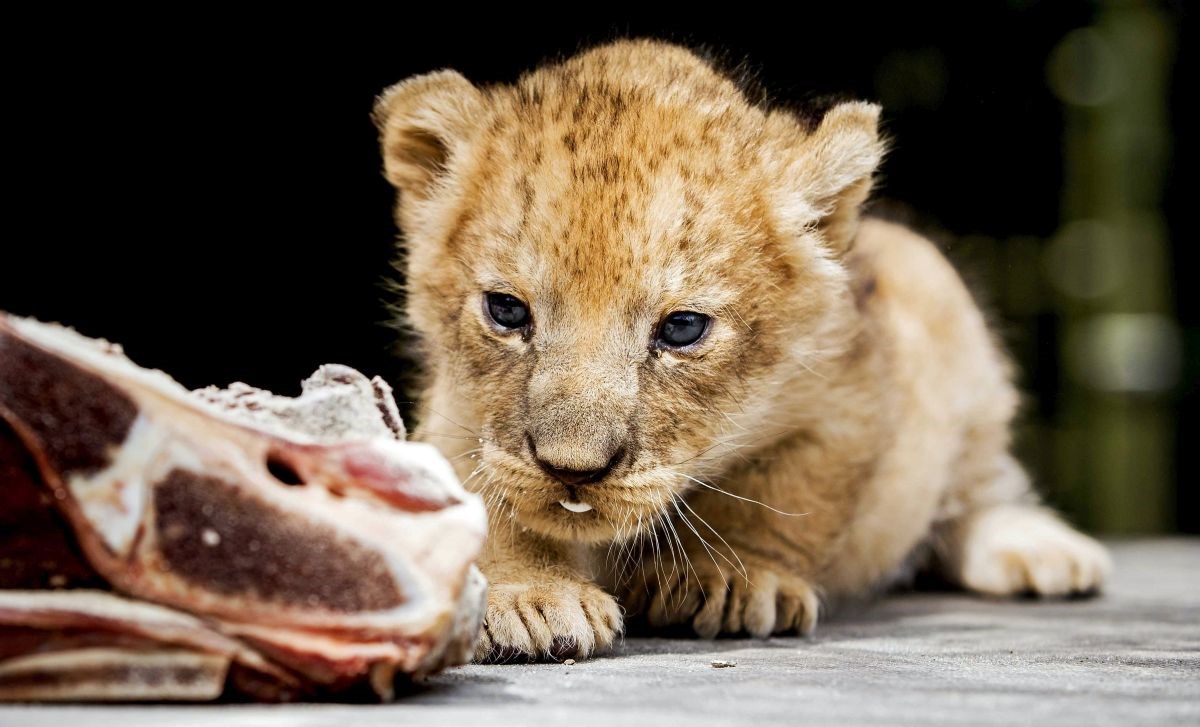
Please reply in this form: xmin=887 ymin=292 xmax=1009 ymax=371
xmin=0 ymin=313 xmax=487 ymax=701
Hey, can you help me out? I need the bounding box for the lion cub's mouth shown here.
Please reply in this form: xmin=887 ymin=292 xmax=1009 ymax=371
xmin=558 ymin=500 xmax=594 ymax=513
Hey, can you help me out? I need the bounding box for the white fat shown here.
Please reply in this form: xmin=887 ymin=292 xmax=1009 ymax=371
xmin=68 ymin=415 xmax=163 ymax=557
xmin=558 ymin=500 xmax=593 ymax=513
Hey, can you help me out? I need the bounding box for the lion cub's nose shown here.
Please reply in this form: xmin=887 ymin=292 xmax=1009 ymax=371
xmin=536 ymin=453 xmax=623 ymax=485
xmin=528 ymin=434 xmax=625 ymax=485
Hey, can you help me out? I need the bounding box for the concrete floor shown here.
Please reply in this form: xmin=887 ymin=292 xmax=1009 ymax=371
xmin=2 ymin=539 xmax=1197 ymax=726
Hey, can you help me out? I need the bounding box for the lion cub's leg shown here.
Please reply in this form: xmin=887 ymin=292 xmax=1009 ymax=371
xmin=934 ymin=449 xmax=1111 ymax=597
xmin=474 ymin=528 xmax=623 ymax=663
xmin=623 ymin=525 xmax=824 ymax=639
xmin=623 ymin=515 xmax=824 ymax=639
xmin=621 ymin=433 xmax=860 ymax=639
xmin=939 ymin=503 xmax=1112 ymax=596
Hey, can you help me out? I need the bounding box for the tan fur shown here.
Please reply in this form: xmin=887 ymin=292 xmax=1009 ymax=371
xmin=372 ymin=38 xmax=1111 ymax=661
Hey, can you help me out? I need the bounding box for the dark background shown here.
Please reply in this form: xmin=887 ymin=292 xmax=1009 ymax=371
xmin=2 ymin=4 xmax=1192 ymax=533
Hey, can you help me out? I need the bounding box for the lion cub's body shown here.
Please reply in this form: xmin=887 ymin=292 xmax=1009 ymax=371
xmin=374 ymin=39 xmax=1110 ymax=660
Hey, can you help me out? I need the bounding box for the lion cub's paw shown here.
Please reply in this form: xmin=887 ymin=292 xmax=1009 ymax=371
xmin=954 ymin=505 xmax=1112 ymax=597
xmin=474 ymin=578 xmax=623 ymax=663
xmin=637 ymin=559 xmax=820 ymax=639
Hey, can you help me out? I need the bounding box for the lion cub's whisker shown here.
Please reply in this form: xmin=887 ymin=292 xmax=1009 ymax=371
xmin=671 ymin=498 xmax=737 ymax=588
xmin=421 ymin=431 xmax=485 ymax=442
xmin=677 ymin=496 xmax=749 ymax=582
xmin=666 ymin=469 xmax=807 ymax=517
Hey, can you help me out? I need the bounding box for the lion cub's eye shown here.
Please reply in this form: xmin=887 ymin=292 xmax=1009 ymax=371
xmin=485 ymin=292 xmax=531 ymax=330
xmin=656 ymin=311 xmax=710 ymax=348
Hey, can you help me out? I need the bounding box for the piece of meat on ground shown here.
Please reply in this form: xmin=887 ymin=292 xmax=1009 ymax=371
xmin=0 ymin=313 xmax=488 ymax=701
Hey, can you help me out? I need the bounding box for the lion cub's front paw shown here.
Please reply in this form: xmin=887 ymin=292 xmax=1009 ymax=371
xmin=474 ymin=578 xmax=623 ymax=663
xmin=954 ymin=505 xmax=1112 ymax=597
xmin=634 ymin=557 xmax=820 ymax=639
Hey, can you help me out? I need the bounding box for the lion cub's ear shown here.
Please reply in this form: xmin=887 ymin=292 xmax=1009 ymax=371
xmin=768 ymin=101 xmax=886 ymax=255
xmin=371 ymin=70 xmax=484 ymax=199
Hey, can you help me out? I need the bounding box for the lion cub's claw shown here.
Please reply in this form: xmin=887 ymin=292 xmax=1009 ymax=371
xmin=474 ymin=580 xmax=623 ymax=663
xmin=637 ymin=560 xmax=820 ymax=639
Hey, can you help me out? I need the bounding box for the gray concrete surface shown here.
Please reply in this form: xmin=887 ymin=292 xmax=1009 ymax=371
xmin=2 ymin=539 xmax=1197 ymax=726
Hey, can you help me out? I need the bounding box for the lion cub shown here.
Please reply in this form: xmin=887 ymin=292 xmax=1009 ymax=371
xmin=372 ymin=38 xmax=1111 ymax=661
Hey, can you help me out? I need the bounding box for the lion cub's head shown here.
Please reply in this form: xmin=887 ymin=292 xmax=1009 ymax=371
xmin=374 ymin=39 xmax=884 ymax=543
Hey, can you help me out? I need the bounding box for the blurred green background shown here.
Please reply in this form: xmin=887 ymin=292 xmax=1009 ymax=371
xmin=880 ymin=3 xmax=1193 ymax=534
xmin=1008 ymin=3 xmax=1188 ymax=534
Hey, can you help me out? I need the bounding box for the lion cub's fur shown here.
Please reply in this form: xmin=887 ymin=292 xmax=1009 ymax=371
xmin=373 ymin=38 xmax=1111 ymax=661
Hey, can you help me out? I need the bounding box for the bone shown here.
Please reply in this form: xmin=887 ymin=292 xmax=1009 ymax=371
xmin=0 ymin=647 xmax=231 ymax=702
xmin=0 ymin=589 xmax=286 ymax=680
xmin=0 ymin=312 xmax=488 ymax=701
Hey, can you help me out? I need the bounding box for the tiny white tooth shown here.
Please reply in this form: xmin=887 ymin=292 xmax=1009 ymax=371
xmin=559 ymin=500 xmax=593 ymax=513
